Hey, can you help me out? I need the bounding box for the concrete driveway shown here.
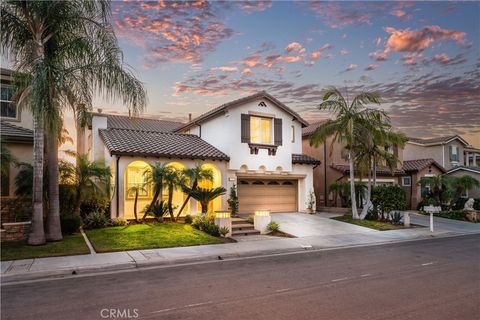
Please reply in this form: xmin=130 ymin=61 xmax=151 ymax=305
xmin=271 ymin=212 xmax=378 ymax=238
xmin=409 ymin=212 xmax=480 ymax=234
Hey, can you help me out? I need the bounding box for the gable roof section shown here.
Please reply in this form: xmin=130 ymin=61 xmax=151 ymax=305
xmin=175 ymin=91 xmax=309 ymax=132
xmin=0 ymin=121 xmax=33 ymax=143
xmin=106 ymin=114 xmax=184 ymax=132
xmin=99 ymin=128 xmax=229 ymax=161
xmin=402 ymin=158 xmax=446 ymax=173
xmin=445 ymin=166 xmax=480 ymax=175
xmin=407 ymin=135 xmax=469 ymax=146
xmin=292 ymin=154 xmax=321 ymax=165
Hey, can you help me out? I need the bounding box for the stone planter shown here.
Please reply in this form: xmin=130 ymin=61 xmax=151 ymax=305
xmin=254 ymin=210 xmax=271 ymax=234
xmin=1 ymin=221 xmax=31 ymax=242
xmin=465 ymin=211 xmax=480 ymax=222
xmin=214 ymin=211 xmax=232 ymax=237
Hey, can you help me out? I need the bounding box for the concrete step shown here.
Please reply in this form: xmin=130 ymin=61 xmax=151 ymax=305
xmin=231 ymin=224 xmax=255 ymax=230
xmin=232 ymin=219 xmax=250 ymax=225
xmin=232 ymin=229 xmax=261 ymax=236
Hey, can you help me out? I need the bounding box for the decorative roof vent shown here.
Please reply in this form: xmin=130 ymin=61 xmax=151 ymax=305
xmin=258 ymin=101 xmax=267 ymax=107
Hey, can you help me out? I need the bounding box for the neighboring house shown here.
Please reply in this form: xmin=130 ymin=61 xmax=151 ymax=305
xmin=404 ymin=135 xmax=478 ymax=171
xmin=446 ymin=166 xmax=480 ymax=198
xmin=0 ymin=68 xmax=34 ymax=198
xmin=302 ymin=122 xmax=445 ymax=210
xmin=89 ymin=91 xmax=319 ymax=220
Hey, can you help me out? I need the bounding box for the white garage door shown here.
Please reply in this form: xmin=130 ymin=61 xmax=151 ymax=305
xmin=237 ymin=179 xmax=297 ymax=214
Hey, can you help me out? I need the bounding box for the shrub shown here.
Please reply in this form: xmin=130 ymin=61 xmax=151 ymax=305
xmin=84 ymin=211 xmax=109 ymax=229
xmin=267 ymin=221 xmax=280 ymax=232
xmin=434 ymin=210 xmax=466 ymax=221
xmin=184 ymin=214 xmax=193 ymax=224
xmin=246 ymin=215 xmax=254 ymax=224
xmin=205 ymin=212 xmax=216 ymax=223
xmin=219 ymin=226 xmax=229 ymax=237
xmin=146 ymin=202 xmax=168 ymax=222
xmin=60 ymin=214 xmax=82 ymax=235
xmin=80 ymin=196 xmax=110 ymax=219
xmin=371 ymin=185 xmax=407 ymax=220
xmin=191 ymin=215 xmax=220 ymax=236
xmin=389 ymin=211 xmax=403 ymax=225
xmin=227 ymin=184 xmax=239 ymax=217
xmin=192 ymin=216 xmax=203 ymax=229
xmin=110 ymin=218 xmax=127 ymax=227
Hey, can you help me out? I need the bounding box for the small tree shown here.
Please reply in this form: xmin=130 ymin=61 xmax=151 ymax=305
xmin=127 ymin=184 xmax=147 ymax=222
xmin=183 ymin=187 xmax=226 ymax=215
xmin=306 ymin=189 xmax=316 ymax=213
xmin=371 ymin=185 xmax=407 ymax=220
xmin=227 ymin=184 xmax=239 ymax=217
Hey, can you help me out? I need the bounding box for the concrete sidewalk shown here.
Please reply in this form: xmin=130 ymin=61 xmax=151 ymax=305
xmin=1 ymin=213 xmax=479 ymax=283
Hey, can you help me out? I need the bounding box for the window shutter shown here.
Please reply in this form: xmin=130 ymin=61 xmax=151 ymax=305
xmin=449 ymin=145 xmax=453 ymax=161
xmin=274 ymin=118 xmax=282 ymax=146
xmin=241 ymin=114 xmax=250 ymax=143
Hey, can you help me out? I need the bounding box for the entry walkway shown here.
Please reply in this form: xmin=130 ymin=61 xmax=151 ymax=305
xmin=2 ymin=212 xmax=479 ymax=283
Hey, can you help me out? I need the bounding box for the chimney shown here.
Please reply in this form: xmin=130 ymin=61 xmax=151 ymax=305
xmin=188 ymin=113 xmax=192 ymax=122
xmin=97 ymin=108 xmax=103 ymax=113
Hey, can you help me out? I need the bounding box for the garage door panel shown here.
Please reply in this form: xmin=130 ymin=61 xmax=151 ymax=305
xmin=238 ymin=180 xmax=297 ymax=213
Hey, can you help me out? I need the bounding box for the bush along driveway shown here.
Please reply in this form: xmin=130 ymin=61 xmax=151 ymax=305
xmin=85 ymin=222 xmax=223 ymax=253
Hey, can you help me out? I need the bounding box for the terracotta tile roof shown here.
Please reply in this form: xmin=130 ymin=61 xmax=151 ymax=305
xmin=175 ymin=91 xmax=309 ymax=132
xmin=301 ymin=120 xmax=329 ymax=137
xmin=292 ymin=154 xmax=321 ymax=165
xmin=402 ymin=159 xmax=446 ymax=173
xmin=99 ymin=128 xmax=229 ymax=161
xmin=106 ymin=114 xmax=184 ymax=132
xmin=0 ymin=121 xmax=33 ymax=143
xmin=408 ymin=135 xmax=469 ymax=146
xmin=446 ymin=166 xmax=480 ymax=174
xmin=330 ymin=164 xmax=405 ymax=175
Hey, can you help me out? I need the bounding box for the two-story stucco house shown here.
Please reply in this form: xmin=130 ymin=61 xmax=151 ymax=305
xmin=302 ymin=122 xmax=446 ymax=210
xmin=0 ymin=68 xmax=34 ymax=198
xmin=89 ymin=91 xmax=319 ymax=220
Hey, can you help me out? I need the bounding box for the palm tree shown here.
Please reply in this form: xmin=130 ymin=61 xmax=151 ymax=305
xmin=310 ymin=88 xmax=384 ymax=219
xmin=176 ymin=164 xmax=214 ymax=218
xmin=420 ymin=174 xmax=452 ymax=207
xmin=59 ymin=155 xmax=111 ymax=216
xmin=163 ymin=167 xmax=185 ymax=221
xmin=1 ymin=138 xmax=16 ymax=176
xmin=127 ymin=184 xmax=147 ymax=222
xmin=183 ymin=187 xmax=227 ymax=215
xmin=1 ymin=1 xmax=146 ymax=244
xmin=142 ymin=162 xmax=169 ymax=220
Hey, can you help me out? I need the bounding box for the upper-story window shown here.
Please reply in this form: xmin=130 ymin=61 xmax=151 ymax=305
xmin=0 ymin=85 xmax=17 ymax=119
xmin=291 ymin=125 xmax=295 ymax=143
xmin=250 ymin=116 xmax=272 ymax=144
xmin=449 ymin=145 xmax=459 ymax=163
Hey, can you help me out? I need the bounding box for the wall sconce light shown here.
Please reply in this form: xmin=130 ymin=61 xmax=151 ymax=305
xmin=228 ymin=177 xmax=236 ymax=181
xmin=215 ymin=211 xmax=231 ymax=219
xmin=255 ymin=210 xmax=271 ymax=217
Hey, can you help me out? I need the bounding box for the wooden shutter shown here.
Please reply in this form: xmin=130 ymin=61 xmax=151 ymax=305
xmin=449 ymin=145 xmax=453 ymax=161
xmin=274 ymin=118 xmax=282 ymax=146
xmin=241 ymin=114 xmax=250 ymax=143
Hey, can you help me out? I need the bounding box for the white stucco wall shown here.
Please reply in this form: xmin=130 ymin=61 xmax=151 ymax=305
xmin=91 ymin=114 xmax=108 ymax=162
xmin=194 ymin=97 xmax=303 ymax=173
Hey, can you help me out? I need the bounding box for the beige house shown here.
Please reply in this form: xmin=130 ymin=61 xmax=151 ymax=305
xmin=302 ymin=122 xmax=446 ymax=210
xmin=0 ymin=68 xmax=34 ymax=198
xmin=446 ymin=166 xmax=480 ymax=198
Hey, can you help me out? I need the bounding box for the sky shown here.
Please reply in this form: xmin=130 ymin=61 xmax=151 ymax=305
xmin=7 ymin=1 xmax=479 ymax=146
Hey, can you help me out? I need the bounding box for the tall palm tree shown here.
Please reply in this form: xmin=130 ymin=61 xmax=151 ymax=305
xmin=1 ymin=138 xmax=16 ymax=176
xmin=183 ymin=187 xmax=227 ymax=215
xmin=142 ymin=162 xmax=169 ymax=220
xmin=59 ymin=155 xmax=111 ymax=216
xmin=127 ymin=184 xmax=147 ymax=222
xmin=310 ymin=88 xmax=383 ymax=219
xmin=1 ymin=1 xmax=146 ymax=244
xmin=163 ymin=167 xmax=185 ymax=221
xmin=176 ymin=164 xmax=214 ymax=218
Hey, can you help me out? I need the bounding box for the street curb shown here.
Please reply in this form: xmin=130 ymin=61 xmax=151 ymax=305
xmin=2 ymin=232 xmax=478 ymax=285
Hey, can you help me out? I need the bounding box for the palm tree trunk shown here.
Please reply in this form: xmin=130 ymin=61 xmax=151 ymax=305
xmin=46 ymin=131 xmax=62 ymax=241
xmin=176 ymin=179 xmax=197 ymax=218
xmin=133 ymin=189 xmax=139 ymax=222
xmin=349 ymin=150 xmax=359 ymax=219
xmin=201 ymin=202 xmax=208 ymax=215
xmin=168 ymin=185 xmax=175 ymax=221
xmin=76 ymin=122 xmax=87 ymax=156
xmin=373 ymin=157 xmax=377 ymax=186
xmin=29 ymin=115 xmax=46 ymax=245
xmin=359 ymin=159 xmax=372 ymax=220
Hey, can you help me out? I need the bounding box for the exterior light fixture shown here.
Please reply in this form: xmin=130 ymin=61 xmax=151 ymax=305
xmin=255 ymin=210 xmax=271 ymax=217
xmin=215 ymin=211 xmax=231 ymax=219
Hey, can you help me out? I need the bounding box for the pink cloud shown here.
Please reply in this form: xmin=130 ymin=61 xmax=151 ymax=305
xmin=346 ymin=64 xmax=358 ymax=71
xmin=285 ymin=42 xmax=303 ymax=52
xmin=369 ymin=51 xmax=388 ymax=61
xmin=211 ymin=66 xmax=239 ymax=72
xmin=236 ymin=1 xmax=272 ymax=13
xmin=241 ymin=68 xmax=253 ymax=75
xmin=365 ymin=64 xmax=379 ymax=71
xmin=307 ymin=2 xmax=374 ymax=28
xmin=340 ymin=48 xmax=349 ymax=55
xmin=242 ymin=54 xmax=261 ymax=67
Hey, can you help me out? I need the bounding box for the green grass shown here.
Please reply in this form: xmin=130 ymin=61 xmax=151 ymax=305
xmin=85 ymin=222 xmax=223 ymax=253
xmin=332 ymin=215 xmax=406 ymax=231
xmin=1 ymin=234 xmax=90 ymax=261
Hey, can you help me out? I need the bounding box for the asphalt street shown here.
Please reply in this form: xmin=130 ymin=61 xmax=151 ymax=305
xmin=2 ymin=234 xmax=479 ymax=320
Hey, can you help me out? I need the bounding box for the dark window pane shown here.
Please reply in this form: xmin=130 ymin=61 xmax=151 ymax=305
xmin=1 ymin=101 xmax=17 ymax=118
xmin=1 ymin=87 xmax=13 ymax=101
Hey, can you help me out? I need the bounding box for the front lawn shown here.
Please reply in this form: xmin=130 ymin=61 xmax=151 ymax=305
xmin=1 ymin=234 xmax=90 ymax=261
xmin=85 ymin=222 xmax=223 ymax=253
xmin=332 ymin=215 xmax=407 ymax=231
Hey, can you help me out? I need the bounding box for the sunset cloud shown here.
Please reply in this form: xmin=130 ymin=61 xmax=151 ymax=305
xmin=211 ymin=66 xmax=239 ymax=72
xmin=340 ymin=48 xmax=349 ymax=55
xmin=285 ymin=42 xmax=303 ymax=52
xmin=365 ymin=64 xmax=379 ymax=71
xmin=345 ymin=64 xmax=358 ymax=72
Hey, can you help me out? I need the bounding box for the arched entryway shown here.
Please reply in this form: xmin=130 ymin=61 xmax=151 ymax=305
xmin=124 ymin=160 xmax=151 ymax=220
xmin=197 ymin=163 xmax=222 ymax=213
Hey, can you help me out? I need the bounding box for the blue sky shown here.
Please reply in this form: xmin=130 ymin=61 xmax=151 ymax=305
xmin=100 ymin=1 xmax=479 ymax=140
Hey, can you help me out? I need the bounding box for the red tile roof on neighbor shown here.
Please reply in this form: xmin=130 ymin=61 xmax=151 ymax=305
xmin=292 ymin=154 xmax=321 ymax=165
xmin=0 ymin=121 xmax=33 ymax=143
xmin=301 ymin=120 xmax=329 ymax=137
xmin=100 ymin=128 xmax=230 ymax=161
xmin=175 ymin=91 xmax=310 ymax=132
xmin=407 ymin=135 xmax=469 ymax=146
xmin=402 ymin=159 xmax=446 ymax=173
